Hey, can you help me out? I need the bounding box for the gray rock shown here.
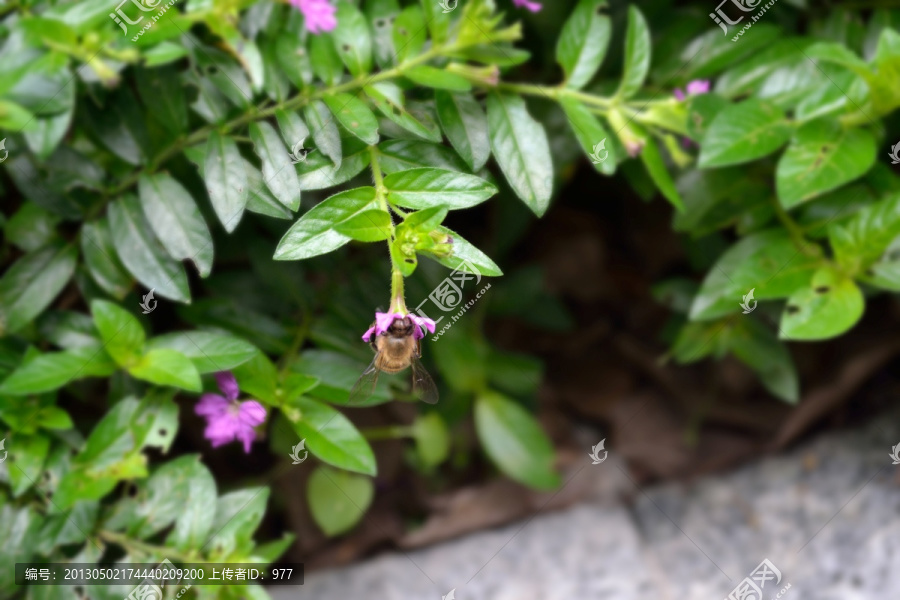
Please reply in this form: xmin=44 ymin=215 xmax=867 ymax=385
xmin=271 ymin=410 xmax=900 ymax=600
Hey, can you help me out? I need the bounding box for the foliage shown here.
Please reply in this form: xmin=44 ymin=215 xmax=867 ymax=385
xmin=0 ymin=0 xmax=899 ymax=597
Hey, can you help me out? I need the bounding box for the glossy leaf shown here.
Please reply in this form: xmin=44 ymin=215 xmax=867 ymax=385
xmin=384 ymin=168 xmax=497 ymax=210
xmin=435 ymin=91 xmax=490 ymax=171
xmin=556 ymin=0 xmax=611 ymax=89
xmin=616 ymin=6 xmax=651 ymax=99
xmin=322 ymin=93 xmax=380 ymax=145
xmin=307 ymin=466 xmax=373 ymax=536
xmin=290 ymin=398 xmax=377 ymax=475
xmin=698 ymin=98 xmax=792 ymax=168
xmin=0 ymin=242 xmax=77 ymax=335
xmin=486 ymin=93 xmax=553 ymax=216
xmin=780 ymin=267 xmax=864 ymax=340
xmin=204 ymin=131 xmax=249 ymax=232
xmin=250 ymin=121 xmax=302 ymax=211
xmin=334 ymin=209 xmax=393 ymax=242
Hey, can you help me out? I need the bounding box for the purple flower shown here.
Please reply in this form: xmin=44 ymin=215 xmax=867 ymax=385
xmin=513 ymin=0 xmax=542 ymax=12
xmin=362 ymin=312 xmax=436 ymax=342
xmin=674 ymin=79 xmax=710 ymax=101
xmin=289 ymin=0 xmax=337 ymax=34
xmin=195 ymin=372 xmax=267 ymax=453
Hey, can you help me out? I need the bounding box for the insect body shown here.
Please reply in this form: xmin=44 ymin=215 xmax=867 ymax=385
xmin=350 ymin=316 xmax=438 ymax=404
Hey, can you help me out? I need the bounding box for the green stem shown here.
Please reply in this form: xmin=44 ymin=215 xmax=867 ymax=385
xmin=370 ymin=146 xmax=408 ymax=314
xmin=99 ymin=530 xmax=199 ymax=562
xmin=360 ymin=425 xmax=412 ymax=440
xmin=771 ymin=198 xmax=819 ymax=257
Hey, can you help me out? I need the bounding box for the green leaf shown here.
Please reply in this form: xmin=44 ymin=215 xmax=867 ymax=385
xmin=0 ymin=242 xmax=77 ymax=335
xmin=128 ymin=349 xmax=202 ymax=392
xmin=290 ymin=398 xmax=376 ymax=475
xmin=435 ymin=91 xmax=490 ymax=171
xmin=304 ymin=100 xmax=342 ymax=167
xmin=402 ymin=206 xmax=447 ymax=231
xmin=334 ymin=209 xmax=393 ymax=242
xmin=364 ymin=83 xmax=441 ymax=142
xmin=333 ymin=2 xmax=373 ymax=77
xmin=689 ymin=229 xmax=823 ymax=320
xmin=410 ymin=412 xmax=450 ymax=469
xmin=378 ymin=139 xmax=468 ymax=173
xmin=616 ymin=6 xmax=651 ymax=99
xmin=776 ymin=120 xmax=877 ymax=209
xmin=405 ymin=65 xmax=472 ymax=91
xmin=138 ymin=174 xmax=214 ymax=278
xmin=0 ymin=346 xmax=116 ymax=395
xmin=780 ymin=267 xmax=864 ymax=340
xmin=698 ymin=98 xmax=792 ymax=168
xmin=110 ymin=195 xmax=190 ymax=303
xmin=384 ymin=168 xmax=497 ymax=210
xmin=8 ymin=434 xmax=51 ymax=496
xmin=828 ymin=191 xmax=900 ymax=273
xmin=147 ymin=331 xmax=257 ymax=374
xmin=640 ymin=138 xmax=683 ymax=210
xmin=391 ymin=236 xmax=417 ymax=277
xmin=90 ymin=299 xmax=145 ymax=367
xmin=392 ymin=5 xmax=426 ymax=63
xmin=209 ymin=487 xmax=269 ymax=559
xmin=135 ymin=66 xmax=188 ymax=134
xmin=249 ymin=121 xmax=302 ymax=211
xmin=310 ymin=33 xmax=344 ymax=85
xmin=430 ymin=226 xmax=503 ymax=276
xmin=5 ymin=202 xmax=59 ymax=252
xmin=486 ymin=93 xmax=553 ymax=216
xmin=728 ymin=318 xmax=799 ymax=404
xmin=556 ymin=0 xmax=611 ymax=89
xmin=274 ymin=187 xmax=379 ymax=260
xmin=306 ymin=466 xmax=374 ymax=536
xmin=322 ymin=93 xmax=380 ymax=145
xmin=291 ymin=350 xmax=391 ymax=406
xmin=81 ymin=219 xmax=132 ymax=299
xmin=232 ymin=350 xmax=280 ymax=405
xmin=204 ymin=131 xmax=249 ymax=233
xmin=275 ymin=109 xmax=310 ymax=149
xmin=474 ymin=390 xmax=560 ymax=490
xmin=559 ymin=97 xmax=615 ymax=176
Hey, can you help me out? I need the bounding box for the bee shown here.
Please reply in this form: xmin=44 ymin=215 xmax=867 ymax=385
xmin=349 ymin=316 xmax=439 ymax=404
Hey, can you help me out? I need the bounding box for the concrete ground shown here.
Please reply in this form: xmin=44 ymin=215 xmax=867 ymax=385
xmin=271 ymin=408 xmax=900 ymax=599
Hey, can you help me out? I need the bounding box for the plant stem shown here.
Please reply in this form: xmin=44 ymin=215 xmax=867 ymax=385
xmin=771 ymin=198 xmax=820 ymax=257
xmin=98 ymin=530 xmax=198 ymax=562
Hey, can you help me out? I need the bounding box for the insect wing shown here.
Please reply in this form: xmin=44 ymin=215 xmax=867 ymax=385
xmin=410 ymin=355 xmax=439 ymax=404
xmin=349 ymin=355 xmax=381 ymax=405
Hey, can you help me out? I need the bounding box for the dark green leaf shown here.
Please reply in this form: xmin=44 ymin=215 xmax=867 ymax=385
xmin=147 ymin=331 xmax=257 ymax=374
xmin=405 ymin=65 xmax=472 ymax=91
xmin=334 ymin=209 xmax=393 ymax=242
xmin=385 ymin=168 xmax=497 ymax=210
xmin=250 ymin=121 xmax=302 ymax=211
xmin=204 ymin=131 xmax=249 ymax=233
xmin=322 ymin=93 xmax=380 ymax=145
xmin=0 ymin=346 xmax=116 ymax=395
xmin=616 ymin=6 xmax=651 ymax=99
xmin=333 ymin=2 xmax=373 ymax=77
xmin=81 ymin=219 xmax=133 ymax=299
xmin=556 ymin=0 xmax=611 ymax=89
xmin=0 ymin=242 xmax=77 ymax=335
xmin=128 ymin=349 xmax=202 ymax=391
xmin=90 ymin=299 xmax=145 ymax=367
xmin=304 ymin=100 xmax=343 ymax=167
xmin=698 ymin=98 xmax=792 ymax=168
xmin=474 ymin=390 xmax=560 ymax=490
xmin=486 ymin=93 xmax=553 ymax=216
xmin=559 ymin=97 xmax=615 ymax=176
xmin=274 ymin=187 xmax=379 ymax=260
xmin=435 ymin=91 xmax=490 ymax=171
xmin=138 ymin=174 xmax=214 ymax=277
xmin=290 ymin=398 xmax=377 ymax=475
xmin=307 ymin=466 xmax=373 ymax=536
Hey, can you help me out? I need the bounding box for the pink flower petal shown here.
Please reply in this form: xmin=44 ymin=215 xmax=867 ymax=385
xmin=673 ymin=88 xmax=685 ymax=101
xmin=409 ymin=314 xmax=436 ymax=339
xmin=238 ymin=400 xmax=267 ymax=427
xmin=513 ymin=0 xmax=542 ymax=12
xmin=195 ymin=394 xmax=228 ymax=417
xmin=374 ymin=311 xmax=399 ymax=335
xmin=686 ymin=79 xmax=710 ymax=95
xmin=361 ymin=326 xmax=376 ymax=342
xmin=215 ymin=371 xmax=240 ymax=401
xmin=291 ymin=0 xmax=338 ymax=34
